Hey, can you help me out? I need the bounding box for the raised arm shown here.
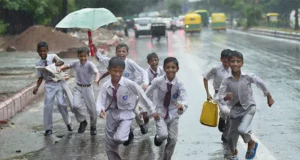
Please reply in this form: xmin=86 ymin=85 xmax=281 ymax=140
xmin=94 ymin=45 xmax=110 ymax=68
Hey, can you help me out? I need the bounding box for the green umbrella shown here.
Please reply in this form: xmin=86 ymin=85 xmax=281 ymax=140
xmin=55 ymin=8 xmax=118 ymax=31
xmin=55 ymin=8 xmax=118 ymax=56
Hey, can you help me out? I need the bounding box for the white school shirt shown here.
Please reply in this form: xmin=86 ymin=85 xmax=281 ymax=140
xmin=215 ymin=72 xmax=270 ymax=110
xmin=96 ymin=50 xmax=147 ymax=85
xmin=143 ymin=66 xmax=165 ymax=85
xmin=68 ymin=60 xmax=98 ymax=85
xmin=203 ymin=64 xmax=231 ymax=91
xmin=35 ymin=54 xmax=63 ymax=81
xmin=145 ymin=76 xmax=188 ymax=120
xmin=96 ymin=77 xmax=156 ymax=116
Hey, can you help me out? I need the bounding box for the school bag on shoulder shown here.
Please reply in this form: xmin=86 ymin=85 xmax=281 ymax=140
xmin=200 ymin=100 xmax=218 ymax=127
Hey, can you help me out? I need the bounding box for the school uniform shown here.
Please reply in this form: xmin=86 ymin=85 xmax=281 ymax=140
xmin=68 ymin=60 xmax=99 ymax=128
xmin=96 ymin=51 xmax=147 ymax=126
xmin=96 ymin=77 xmax=155 ymax=160
xmin=145 ymin=76 xmax=188 ymax=160
xmin=215 ymin=72 xmax=270 ymax=154
xmin=140 ymin=66 xmax=165 ymax=113
xmin=35 ymin=54 xmax=71 ymax=130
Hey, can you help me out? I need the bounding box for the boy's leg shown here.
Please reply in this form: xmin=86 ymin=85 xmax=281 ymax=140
xmin=55 ymin=84 xmax=71 ymax=126
xmin=222 ymin=116 xmax=231 ymax=142
xmin=105 ymin=110 xmax=122 ymax=160
xmin=163 ymin=118 xmax=179 ymax=160
xmin=237 ymin=106 xmax=257 ymax=158
xmin=72 ymin=87 xmax=86 ymax=123
xmin=43 ymin=83 xmax=56 ymax=131
xmin=114 ymin=119 xmax=133 ymax=143
xmin=82 ymin=87 xmax=97 ymax=129
xmin=227 ymin=116 xmax=242 ymax=156
xmin=134 ymin=97 xmax=148 ymax=134
xmin=155 ymin=118 xmax=168 ymax=145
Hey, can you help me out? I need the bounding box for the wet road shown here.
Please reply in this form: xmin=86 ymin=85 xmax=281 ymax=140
xmin=1 ymin=28 xmax=300 ymax=160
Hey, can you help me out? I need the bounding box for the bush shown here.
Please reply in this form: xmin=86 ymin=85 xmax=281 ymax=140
xmin=0 ymin=20 xmax=9 ymax=35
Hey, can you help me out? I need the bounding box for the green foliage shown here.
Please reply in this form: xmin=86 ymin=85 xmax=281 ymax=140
xmin=168 ymin=1 xmax=182 ymax=16
xmin=0 ymin=20 xmax=8 ymax=35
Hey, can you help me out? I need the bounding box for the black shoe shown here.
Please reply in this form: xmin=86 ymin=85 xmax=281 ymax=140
xmin=218 ymin=118 xmax=226 ymax=133
xmin=221 ymin=135 xmax=228 ymax=143
xmin=78 ymin=120 xmax=87 ymax=133
xmin=140 ymin=125 xmax=148 ymax=134
xmin=90 ymin=127 xmax=97 ymax=135
xmin=123 ymin=130 xmax=134 ymax=146
xmin=44 ymin=130 xmax=52 ymax=136
xmin=67 ymin=124 xmax=73 ymax=131
xmin=154 ymin=134 xmax=163 ymax=146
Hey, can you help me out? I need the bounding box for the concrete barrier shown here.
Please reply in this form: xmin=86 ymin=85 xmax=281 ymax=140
xmin=0 ymin=82 xmax=45 ymax=121
xmin=247 ymin=28 xmax=300 ymax=41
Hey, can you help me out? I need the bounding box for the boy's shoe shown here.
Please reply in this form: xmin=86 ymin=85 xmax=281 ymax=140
xmin=140 ymin=125 xmax=148 ymax=134
xmin=154 ymin=134 xmax=163 ymax=146
xmin=67 ymin=124 xmax=73 ymax=131
xmin=78 ymin=120 xmax=88 ymax=133
xmin=229 ymin=155 xmax=239 ymax=160
xmin=218 ymin=117 xmax=226 ymax=132
xmin=123 ymin=130 xmax=134 ymax=146
xmin=44 ymin=130 xmax=52 ymax=136
xmin=90 ymin=127 xmax=97 ymax=135
xmin=221 ymin=135 xmax=227 ymax=143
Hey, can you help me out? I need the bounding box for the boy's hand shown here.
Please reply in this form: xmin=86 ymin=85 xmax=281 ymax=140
xmin=207 ymin=93 xmax=212 ymax=101
xmin=100 ymin=110 xmax=106 ymax=119
xmin=33 ymin=87 xmax=38 ymax=95
xmin=225 ymin=92 xmax=233 ymax=101
xmin=64 ymin=75 xmax=70 ymax=81
xmin=152 ymin=112 xmax=160 ymax=120
xmin=177 ymin=103 xmax=184 ymax=114
xmin=267 ymin=94 xmax=274 ymax=107
xmin=52 ymin=57 xmax=57 ymax=64
xmin=94 ymin=80 xmax=99 ymax=86
xmin=142 ymin=84 xmax=148 ymax=91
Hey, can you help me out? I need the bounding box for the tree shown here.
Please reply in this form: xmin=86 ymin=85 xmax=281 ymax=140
xmin=168 ymin=1 xmax=182 ymax=16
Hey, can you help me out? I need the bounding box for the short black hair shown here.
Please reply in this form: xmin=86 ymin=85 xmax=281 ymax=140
xmin=37 ymin=41 xmax=48 ymax=50
xmin=116 ymin=43 xmax=129 ymax=52
xmin=163 ymin=57 xmax=179 ymax=69
xmin=147 ymin=52 xmax=159 ymax=62
xmin=108 ymin=56 xmax=125 ymax=69
xmin=221 ymin=49 xmax=231 ymax=58
xmin=77 ymin=47 xmax=89 ymax=55
xmin=229 ymin=50 xmax=243 ymax=61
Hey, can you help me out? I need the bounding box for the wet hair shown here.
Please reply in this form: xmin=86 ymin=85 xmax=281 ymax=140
xmin=163 ymin=57 xmax=179 ymax=69
xmin=116 ymin=43 xmax=129 ymax=52
xmin=37 ymin=41 xmax=48 ymax=51
xmin=229 ymin=50 xmax=243 ymax=61
xmin=221 ymin=49 xmax=231 ymax=58
xmin=147 ymin=52 xmax=159 ymax=62
xmin=77 ymin=47 xmax=89 ymax=55
xmin=108 ymin=56 xmax=125 ymax=69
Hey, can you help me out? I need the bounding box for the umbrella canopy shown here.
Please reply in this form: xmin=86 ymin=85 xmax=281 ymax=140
xmin=55 ymin=8 xmax=118 ymax=31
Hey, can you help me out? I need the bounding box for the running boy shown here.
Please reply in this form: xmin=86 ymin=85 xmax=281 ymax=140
xmin=59 ymin=47 xmax=100 ymax=135
xmin=215 ymin=50 xmax=274 ymax=160
xmin=33 ymin=41 xmax=72 ymax=136
xmin=96 ymin=57 xmax=158 ymax=160
xmin=139 ymin=52 xmax=165 ymax=132
xmin=145 ymin=57 xmax=188 ymax=160
xmin=95 ymin=43 xmax=148 ymax=134
xmin=203 ymin=49 xmax=231 ymax=143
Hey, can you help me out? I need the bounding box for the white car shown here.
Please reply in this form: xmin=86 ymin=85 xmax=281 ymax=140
xmin=133 ymin=18 xmax=152 ymax=38
xmin=162 ymin=18 xmax=172 ymax=29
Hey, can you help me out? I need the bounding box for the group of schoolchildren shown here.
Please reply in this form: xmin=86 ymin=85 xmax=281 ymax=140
xmin=34 ymin=40 xmax=274 ymax=160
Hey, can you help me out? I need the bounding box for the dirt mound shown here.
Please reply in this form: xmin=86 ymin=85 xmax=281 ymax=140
xmin=8 ymin=25 xmax=86 ymax=52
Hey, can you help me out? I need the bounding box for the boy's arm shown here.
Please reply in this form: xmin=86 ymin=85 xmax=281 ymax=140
xmin=202 ymin=67 xmax=216 ymax=100
xmin=96 ymin=85 xmax=107 ymax=118
xmin=90 ymin=62 xmax=100 ymax=84
xmin=214 ymin=79 xmax=229 ymax=103
xmin=59 ymin=65 xmax=70 ymax=72
xmin=143 ymin=69 xmax=149 ymax=86
xmin=131 ymin=81 xmax=156 ymax=115
xmin=53 ymin=54 xmax=64 ymax=66
xmin=176 ymin=83 xmax=188 ymax=115
xmin=145 ymin=78 xmax=158 ymax=98
xmin=33 ymin=77 xmax=43 ymax=95
xmin=94 ymin=46 xmax=110 ymax=68
xmin=247 ymin=74 xmax=274 ymax=107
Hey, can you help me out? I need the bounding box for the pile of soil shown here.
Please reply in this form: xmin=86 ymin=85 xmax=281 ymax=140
xmin=8 ymin=25 xmax=86 ymax=52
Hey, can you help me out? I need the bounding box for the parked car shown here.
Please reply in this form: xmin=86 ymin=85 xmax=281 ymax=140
xmin=171 ymin=17 xmax=184 ymax=30
xmin=133 ymin=18 xmax=152 ymax=38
